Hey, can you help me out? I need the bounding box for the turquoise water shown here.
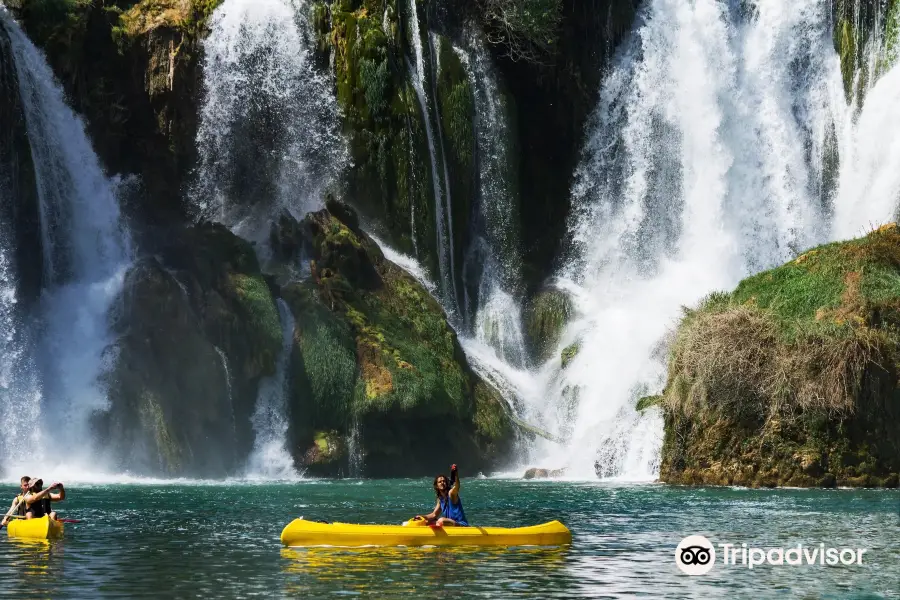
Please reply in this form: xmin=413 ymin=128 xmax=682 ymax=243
xmin=0 ymin=479 xmax=896 ymax=598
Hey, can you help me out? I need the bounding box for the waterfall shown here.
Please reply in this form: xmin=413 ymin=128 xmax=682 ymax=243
xmin=406 ymin=0 xmax=459 ymax=315
xmin=347 ymin=418 xmax=364 ymax=478
xmin=246 ymin=299 xmax=299 ymax=480
xmin=453 ymin=33 xmax=527 ymax=367
xmin=215 ymin=346 xmax=236 ymax=437
xmin=193 ymin=0 xmax=345 ymax=238
xmin=527 ymin=0 xmax=894 ymax=479
xmin=1 ymin=7 xmax=131 ymax=472
xmin=0 ymin=223 xmax=42 ymax=468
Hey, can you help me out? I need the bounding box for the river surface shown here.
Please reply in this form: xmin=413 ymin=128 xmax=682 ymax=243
xmin=0 ymin=479 xmax=896 ymax=598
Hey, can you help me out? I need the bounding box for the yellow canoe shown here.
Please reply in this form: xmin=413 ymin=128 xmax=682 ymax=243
xmin=280 ymin=518 xmax=571 ymax=547
xmin=6 ymin=516 xmax=64 ymax=540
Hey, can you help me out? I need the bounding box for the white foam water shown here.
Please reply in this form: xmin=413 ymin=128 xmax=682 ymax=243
xmin=246 ymin=299 xmax=300 ymax=480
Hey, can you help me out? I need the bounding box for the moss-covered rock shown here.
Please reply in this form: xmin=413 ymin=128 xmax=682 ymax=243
xmin=524 ymin=287 xmax=572 ymax=362
xmin=101 ymin=257 xmax=235 ymax=475
xmin=434 ymin=34 xmax=476 ymax=288
xmin=560 ymin=341 xmax=578 ymax=368
xmin=636 ymin=395 xmax=662 ymax=412
xmin=659 ymin=225 xmax=900 ymax=488
xmin=323 ymin=0 xmax=438 ymax=270
xmin=300 ymin=430 xmax=349 ymax=477
xmin=280 ymin=202 xmax=514 ymax=476
xmin=831 ymin=0 xmax=894 ymax=102
xmin=0 ymin=22 xmax=42 ymax=306
xmin=101 ymin=222 xmax=282 ymax=475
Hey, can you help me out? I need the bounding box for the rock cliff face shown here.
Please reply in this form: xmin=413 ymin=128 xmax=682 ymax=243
xmin=6 ymin=0 xmax=219 ymax=225
xmin=101 ymin=202 xmax=513 ymax=476
xmin=654 ymin=225 xmax=900 ymax=488
xmin=0 ymin=20 xmax=42 ymax=306
xmin=100 ymin=222 xmax=281 ymax=475
xmin=7 ymin=0 xmax=640 ymax=295
xmin=276 ymin=200 xmax=514 ymax=476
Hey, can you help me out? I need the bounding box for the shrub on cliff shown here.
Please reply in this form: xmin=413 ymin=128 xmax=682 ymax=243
xmin=660 ymin=224 xmax=900 ymax=488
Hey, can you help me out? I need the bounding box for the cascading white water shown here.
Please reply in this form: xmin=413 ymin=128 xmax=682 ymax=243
xmin=453 ymin=34 xmax=527 ymax=367
xmin=246 ymin=299 xmax=299 ymax=480
xmin=0 ymin=223 xmax=43 ymax=468
xmin=194 ymin=0 xmax=345 ymax=237
xmin=1 ymin=7 xmax=131 ymax=473
xmin=215 ymin=346 xmax=236 ymax=436
xmin=405 ymin=0 xmax=459 ymax=315
xmin=347 ymin=418 xmax=364 ymax=478
xmin=527 ymin=0 xmax=884 ymax=479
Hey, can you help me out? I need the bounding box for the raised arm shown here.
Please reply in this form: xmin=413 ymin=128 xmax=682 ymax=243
xmin=449 ymin=465 xmax=460 ymax=501
xmin=49 ymin=483 xmax=65 ymax=502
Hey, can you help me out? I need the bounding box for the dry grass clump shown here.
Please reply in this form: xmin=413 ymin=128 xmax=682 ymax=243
xmin=665 ymin=304 xmax=894 ymax=423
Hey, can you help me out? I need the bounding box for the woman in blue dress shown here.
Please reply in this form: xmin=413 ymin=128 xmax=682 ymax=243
xmin=418 ymin=464 xmax=468 ymax=526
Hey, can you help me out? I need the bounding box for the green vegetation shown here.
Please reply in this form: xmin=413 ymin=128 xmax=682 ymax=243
xmin=525 ymin=288 xmax=572 ymax=362
xmin=229 ymin=273 xmax=282 ymax=357
xmin=660 ymin=225 xmax=900 ymax=488
xmin=114 ymin=0 xmax=224 ymax=40
xmin=884 ymin=0 xmax=900 ymax=73
xmin=837 ymin=18 xmax=858 ymax=101
xmin=434 ymin=37 xmax=476 ymax=271
xmin=560 ymin=341 xmax=579 ymax=368
xmin=473 ymin=381 xmax=512 ymax=441
xmin=139 ymin=391 xmax=181 ymax=473
xmin=635 ymin=395 xmax=662 ymax=412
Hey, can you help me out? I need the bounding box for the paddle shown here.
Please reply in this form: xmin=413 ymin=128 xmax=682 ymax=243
xmin=2 ymin=515 xmax=80 ymax=523
xmin=0 ymin=495 xmax=26 ymax=530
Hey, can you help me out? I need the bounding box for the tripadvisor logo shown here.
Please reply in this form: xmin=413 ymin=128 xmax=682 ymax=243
xmin=676 ymin=535 xmax=716 ymax=575
xmin=676 ymin=535 xmax=868 ymax=575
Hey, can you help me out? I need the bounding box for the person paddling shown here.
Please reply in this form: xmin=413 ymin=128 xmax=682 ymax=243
xmin=418 ymin=464 xmax=468 ymax=527
xmin=0 ymin=476 xmax=34 ymax=528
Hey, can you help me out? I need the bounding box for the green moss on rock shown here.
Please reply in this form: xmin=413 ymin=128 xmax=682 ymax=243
xmin=560 ymin=341 xmax=579 ymax=368
xmin=281 ymin=203 xmax=514 ymax=476
xmin=325 ymin=0 xmax=437 ymax=270
xmin=636 ymin=395 xmax=662 ymax=412
xmin=525 ymin=287 xmax=572 ymax=362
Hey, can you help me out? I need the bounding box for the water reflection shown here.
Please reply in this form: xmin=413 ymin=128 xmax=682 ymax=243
xmin=281 ymin=544 xmax=570 ymax=596
xmin=4 ymin=537 xmax=61 ymax=593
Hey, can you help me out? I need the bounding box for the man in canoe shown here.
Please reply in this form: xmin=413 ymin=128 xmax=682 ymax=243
xmin=23 ymin=478 xmax=65 ymax=521
xmin=0 ymin=475 xmax=34 ymax=528
xmin=418 ymin=464 xmax=469 ymax=527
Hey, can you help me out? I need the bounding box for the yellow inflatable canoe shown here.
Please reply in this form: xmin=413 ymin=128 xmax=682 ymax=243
xmin=280 ymin=518 xmax=571 ymax=547
xmin=6 ymin=516 xmax=64 ymax=540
